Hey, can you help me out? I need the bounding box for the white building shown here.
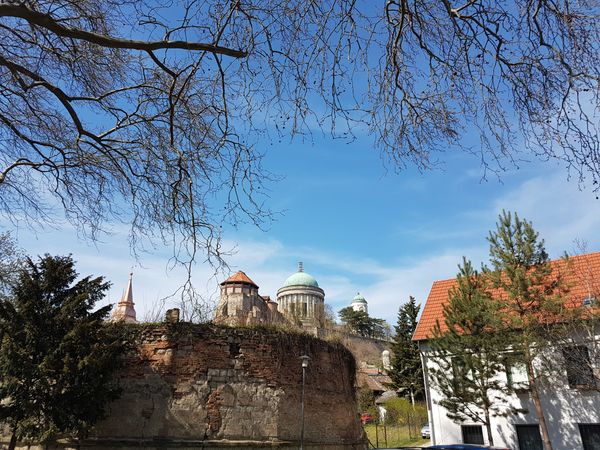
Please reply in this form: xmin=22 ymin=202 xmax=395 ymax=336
xmin=277 ymin=262 xmax=325 ymax=333
xmin=414 ymin=251 xmax=600 ymax=450
xmin=351 ymin=292 xmax=368 ymax=314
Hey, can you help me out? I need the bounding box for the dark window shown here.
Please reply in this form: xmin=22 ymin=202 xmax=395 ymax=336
xmin=302 ymin=302 xmax=307 ymax=316
xmin=461 ymin=425 xmax=484 ymax=445
xmin=563 ymin=345 xmax=595 ymax=388
xmin=516 ymin=424 xmax=543 ymax=450
xmin=580 ymin=424 xmax=600 ymax=450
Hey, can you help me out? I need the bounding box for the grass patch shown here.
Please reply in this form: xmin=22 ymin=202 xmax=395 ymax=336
xmin=363 ymin=423 xmax=430 ymax=448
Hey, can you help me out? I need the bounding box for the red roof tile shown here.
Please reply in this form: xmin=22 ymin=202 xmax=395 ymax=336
xmin=220 ymin=271 xmax=258 ymax=288
xmin=413 ymin=251 xmax=600 ymax=341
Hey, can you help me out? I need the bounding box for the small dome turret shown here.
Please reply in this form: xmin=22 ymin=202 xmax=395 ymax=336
xmin=351 ymin=292 xmax=368 ymax=314
xmin=352 ymin=292 xmax=367 ymax=304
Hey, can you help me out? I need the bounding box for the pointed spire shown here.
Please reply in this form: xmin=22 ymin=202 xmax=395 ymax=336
xmin=111 ymin=272 xmax=137 ymax=323
xmin=298 ymin=261 xmax=304 ymax=272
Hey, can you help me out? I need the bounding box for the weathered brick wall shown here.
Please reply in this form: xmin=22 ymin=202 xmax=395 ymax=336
xmin=92 ymin=324 xmax=365 ymax=448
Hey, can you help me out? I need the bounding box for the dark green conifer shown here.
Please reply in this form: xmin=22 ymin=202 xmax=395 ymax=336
xmin=389 ymin=296 xmax=423 ymax=405
xmin=0 ymin=255 xmax=131 ymax=449
xmin=429 ymin=258 xmax=521 ymax=446
xmin=485 ymin=211 xmax=576 ymax=450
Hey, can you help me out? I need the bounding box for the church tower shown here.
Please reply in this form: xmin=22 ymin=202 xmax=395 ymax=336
xmin=111 ymin=273 xmax=137 ymax=323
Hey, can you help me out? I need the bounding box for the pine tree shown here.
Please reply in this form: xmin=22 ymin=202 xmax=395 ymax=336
xmin=429 ymin=258 xmax=522 ymax=446
xmin=338 ymin=307 xmax=388 ymax=339
xmin=486 ymin=211 xmax=578 ymax=450
xmin=0 ymin=255 xmax=131 ymax=449
xmin=389 ymin=296 xmax=424 ymax=405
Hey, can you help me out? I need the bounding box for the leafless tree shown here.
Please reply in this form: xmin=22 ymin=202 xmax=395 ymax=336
xmin=1 ymin=0 xmax=599 ymax=277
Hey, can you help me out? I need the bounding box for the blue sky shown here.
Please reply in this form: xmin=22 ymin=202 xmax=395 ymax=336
xmin=7 ymin=127 xmax=599 ymax=326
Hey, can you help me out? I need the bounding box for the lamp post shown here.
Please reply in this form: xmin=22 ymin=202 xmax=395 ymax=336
xmin=299 ymin=354 xmax=311 ymax=450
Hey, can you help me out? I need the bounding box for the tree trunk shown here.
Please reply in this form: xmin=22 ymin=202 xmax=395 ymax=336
xmin=8 ymin=430 xmax=17 ymax=450
xmin=484 ymin=409 xmax=494 ymax=446
xmin=526 ymin=350 xmax=553 ymax=450
xmin=410 ymin=388 xmax=415 ymax=408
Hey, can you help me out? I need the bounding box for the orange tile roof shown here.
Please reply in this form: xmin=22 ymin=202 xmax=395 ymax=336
xmin=413 ymin=251 xmax=600 ymax=341
xmin=220 ymin=271 xmax=258 ymax=288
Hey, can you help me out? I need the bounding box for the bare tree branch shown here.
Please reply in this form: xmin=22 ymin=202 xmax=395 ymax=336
xmin=0 ymin=3 xmax=247 ymax=58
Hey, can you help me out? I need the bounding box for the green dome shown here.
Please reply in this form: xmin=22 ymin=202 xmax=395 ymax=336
xmin=352 ymin=292 xmax=367 ymax=304
xmin=282 ymin=271 xmax=319 ymax=288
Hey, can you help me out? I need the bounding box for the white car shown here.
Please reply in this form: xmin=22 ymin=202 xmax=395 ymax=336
xmin=421 ymin=424 xmax=431 ymax=439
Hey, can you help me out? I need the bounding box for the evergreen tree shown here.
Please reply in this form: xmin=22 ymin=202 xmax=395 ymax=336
xmin=0 ymin=255 xmax=131 ymax=449
xmin=485 ymin=211 xmax=578 ymax=450
xmin=429 ymin=258 xmax=522 ymax=446
xmin=389 ymin=296 xmax=424 ymax=405
xmin=338 ymin=307 xmax=388 ymax=339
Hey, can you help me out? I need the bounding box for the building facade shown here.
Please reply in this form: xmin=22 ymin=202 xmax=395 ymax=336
xmin=350 ymin=292 xmax=368 ymax=314
xmin=276 ymin=262 xmax=325 ymax=334
xmin=414 ymin=251 xmax=600 ymax=450
xmin=214 ymin=271 xmax=284 ymax=327
xmin=214 ymin=262 xmax=324 ymax=333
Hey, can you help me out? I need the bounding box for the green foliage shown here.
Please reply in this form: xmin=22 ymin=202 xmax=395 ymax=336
xmin=484 ymin=211 xmax=582 ymax=450
xmin=338 ymin=306 xmax=389 ymax=339
xmin=429 ymin=257 xmax=523 ymax=446
xmin=357 ymin=387 xmax=376 ymax=413
xmin=389 ymin=297 xmax=423 ymax=403
xmin=363 ymin=423 xmax=428 ymax=448
xmin=430 ymin=211 xmax=582 ymax=450
xmin=486 ymin=211 xmax=575 ymax=353
xmin=0 ymin=255 xmax=131 ymax=445
xmin=384 ymin=398 xmax=427 ymax=427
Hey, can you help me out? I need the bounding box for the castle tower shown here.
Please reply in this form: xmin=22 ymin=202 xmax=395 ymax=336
xmin=214 ymin=271 xmax=261 ymax=325
xmin=111 ymin=273 xmax=137 ymax=323
xmin=277 ymin=262 xmax=325 ymax=332
xmin=351 ymin=292 xmax=368 ymax=314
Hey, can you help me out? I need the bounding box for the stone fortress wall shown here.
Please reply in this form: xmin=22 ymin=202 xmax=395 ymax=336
xmin=90 ymin=323 xmax=365 ymax=448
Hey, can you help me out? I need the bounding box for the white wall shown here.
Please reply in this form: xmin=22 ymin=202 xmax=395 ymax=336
xmin=420 ymin=340 xmax=600 ymax=450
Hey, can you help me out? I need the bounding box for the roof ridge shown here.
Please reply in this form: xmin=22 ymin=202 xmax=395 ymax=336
xmin=413 ymin=250 xmax=600 ymax=341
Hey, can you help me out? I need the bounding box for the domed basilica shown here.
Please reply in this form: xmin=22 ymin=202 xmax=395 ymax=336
xmin=214 ymin=262 xmax=327 ymax=334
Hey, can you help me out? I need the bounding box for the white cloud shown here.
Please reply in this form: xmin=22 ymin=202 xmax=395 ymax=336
xmin=5 ymin=168 xmax=598 ymax=330
xmin=490 ymin=171 xmax=600 ymax=257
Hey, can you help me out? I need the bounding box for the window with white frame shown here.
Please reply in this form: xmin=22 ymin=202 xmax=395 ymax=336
xmin=505 ymin=354 xmax=529 ymax=390
xmin=461 ymin=425 xmax=484 ymax=445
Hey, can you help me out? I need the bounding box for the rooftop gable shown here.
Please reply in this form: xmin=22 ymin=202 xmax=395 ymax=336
xmin=413 ymin=251 xmax=600 ymax=341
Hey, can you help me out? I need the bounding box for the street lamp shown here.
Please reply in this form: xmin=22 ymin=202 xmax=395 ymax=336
xmin=299 ymin=354 xmax=311 ymax=450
